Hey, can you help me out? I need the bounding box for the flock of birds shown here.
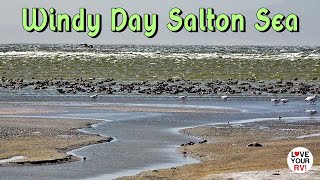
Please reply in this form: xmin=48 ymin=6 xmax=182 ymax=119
xmin=269 ymin=95 xmax=318 ymax=116
xmin=90 ymin=94 xmax=318 ymax=117
xmin=178 ymin=94 xmax=318 ymax=117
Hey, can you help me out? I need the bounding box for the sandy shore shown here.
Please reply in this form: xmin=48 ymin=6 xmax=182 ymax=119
xmin=119 ymin=118 xmax=320 ymax=180
xmin=0 ymin=107 xmax=61 ymax=115
xmin=208 ymin=166 xmax=320 ymax=180
xmin=0 ymin=117 xmax=112 ymax=166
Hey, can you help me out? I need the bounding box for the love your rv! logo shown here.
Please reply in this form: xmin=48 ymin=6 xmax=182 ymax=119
xmin=287 ymin=147 xmax=313 ymax=173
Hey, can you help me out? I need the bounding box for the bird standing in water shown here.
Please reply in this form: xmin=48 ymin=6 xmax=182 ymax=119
xmin=179 ymin=95 xmax=187 ymax=101
xmin=90 ymin=94 xmax=98 ymax=100
xmin=280 ymin=99 xmax=289 ymax=104
xmin=305 ymin=109 xmax=317 ymax=117
xmin=270 ymin=98 xmax=280 ymax=105
xmin=221 ymin=95 xmax=228 ymax=101
xmin=305 ymin=95 xmax=317 ymax=104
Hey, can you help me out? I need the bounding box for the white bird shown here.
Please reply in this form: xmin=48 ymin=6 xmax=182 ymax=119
xmin=305 ymin=95 xmax=317 ymax=104
xmin=90 ymin=94 xmax=98 ymax=100
xmin=270 ymin=98 xmax=281 ymax=105
xmin=179 ymin=95 xmax=187 ymax=101
xmin=221 ymin=95 xmax=228 ymax=101
xmin=305 ymin=110 xmax=317 ymax=116
xmin=280 ymin=99 xmax=289 ymax=104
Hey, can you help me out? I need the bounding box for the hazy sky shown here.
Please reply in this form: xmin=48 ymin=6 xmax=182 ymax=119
xmin=0 ymin=0 xmax=319 ymax=45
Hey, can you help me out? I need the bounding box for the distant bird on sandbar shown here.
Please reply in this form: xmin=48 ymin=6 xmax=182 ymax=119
xmin=305 ymin=95 xmax=317 ymax=104
xmin=221 ymin=95 xmax=228 ymax=101
xmin=90 ymin=94 xmax=98 ymax=100
xmin=305 ymin=109 xmax=317 ymax=117
xmin=179 ymin=95 xmax=187 ymax=101
xmin=270 ymin=98 xmax=281 ymax=105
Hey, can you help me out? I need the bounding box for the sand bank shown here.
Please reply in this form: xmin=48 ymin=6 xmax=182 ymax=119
xmin=207 ymin=166 xmax=320 ymax=180
xmin=0 ymin=107 xmax=60 ymax=115
xmin=0 ymin=117 xmax=112 ymax=166
xmin=119 ymin=118 xmax=320 ymax=179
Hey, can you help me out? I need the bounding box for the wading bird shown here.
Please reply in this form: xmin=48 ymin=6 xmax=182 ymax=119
xmin=221 ymin=95 xmax=228 ymax=101
xmin=90 ymin=94 xmax=98 ymax=100
xmin=305 ymin=95 xmax=317 ymax=104
xmin=179 ymin=95 xmax=187 ymax=101
xmin=270 ymin=98 xmax=281 ymax=105
xmin=280 ymin=99 xmax=289 ymax=104
xmin=305 ymin=109 xmax=317 ymax=117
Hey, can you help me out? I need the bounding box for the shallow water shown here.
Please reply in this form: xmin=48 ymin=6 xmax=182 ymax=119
xmin=0 ymin=97 xmax=318 ymax=180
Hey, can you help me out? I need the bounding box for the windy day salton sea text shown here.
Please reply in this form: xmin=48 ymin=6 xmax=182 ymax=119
xmin=22 ymin=7 xmax=300 ymax=38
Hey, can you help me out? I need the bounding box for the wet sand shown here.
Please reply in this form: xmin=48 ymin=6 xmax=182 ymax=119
xmin=89 ymin=105 xmax=238 ymax=113
xmin=0 ymin=108 xmax=60 ymax=115
xmin=208 ymin=166 xmax=320 ymax=180
xmin=0 ymin=117 xmax=112 ymax=166
xmin=120 ymin=119 xmax=320 ymax=180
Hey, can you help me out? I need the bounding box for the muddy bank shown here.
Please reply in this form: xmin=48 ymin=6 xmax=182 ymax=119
xmin=0 ymin=117 xmax=113 ymax=166
xmin=119 ymin=118 xmax=320 ymax=180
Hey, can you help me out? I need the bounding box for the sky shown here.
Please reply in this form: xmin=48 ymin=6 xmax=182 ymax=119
xmin=0 ymin=0 xmax=319 ymax=45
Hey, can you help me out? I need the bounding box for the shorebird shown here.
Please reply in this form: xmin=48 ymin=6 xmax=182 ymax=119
xmin=280 ymin=99 xmax=289 ymax=104
xmin=270 ymin=98 xmax=281 ymax=105
xmin=90 ymin=94 xmax=98 ymax=100
xmin=221 ymin=95 xmax=228 ymax=101
xmin=305 ymin=95 xmax=317 ymax=104
xmin=305 ymin=110 xmax=317 ymax=116
xmin=179 ymin=95 xmax=187 ymax=101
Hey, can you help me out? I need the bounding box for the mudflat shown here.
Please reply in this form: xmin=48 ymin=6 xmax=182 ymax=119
xmin=119 ymin=119 xmax=320 ymax=180
xmin=0 ymin=117 xmax=112 ymax=166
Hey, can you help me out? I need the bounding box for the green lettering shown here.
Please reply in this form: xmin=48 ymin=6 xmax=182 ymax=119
xmin=207 ymin=8 xmax=216 ymax=32
xmin=184 ymin=14 xmax=198 ymax=32
xmin=128 ymin=14 xmax=142 ymax=32
xmin=72 ymin=8 xmax=86 ymax=32
xmin=255 ymin=8 xmax=271 ymax=32
xmin=199 ymin=8 xmax=207 ymax=32
xmin=216 ymin=14 xmax=230 ymax=32
xmin=22 ymin=8 xmax=48 ymax=32
xmin=111 ymin=8 xmax=128 ymax=32
xmin=167 ymin=8 xmax=183 ymax=32
xmin=272 ymin=14 xmax=285 ymax=32
xmin=231 ymin=14 xmax=246 ymax=32
xmin=57 ymin=14 xmax=71 ymax=32
xmin=144 ymin=14 xmax=158 ymax=38
xmin=286 ymin=14 xmax=299 ymax=32
xmin=87 ymin=14 xmax=101 ymax=38
xmin=49 ymin=8 xmax=56 ymax=32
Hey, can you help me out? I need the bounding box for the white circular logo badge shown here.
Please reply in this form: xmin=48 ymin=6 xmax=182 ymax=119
xmin=287 ymin=147 xmax=313 ymax=173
